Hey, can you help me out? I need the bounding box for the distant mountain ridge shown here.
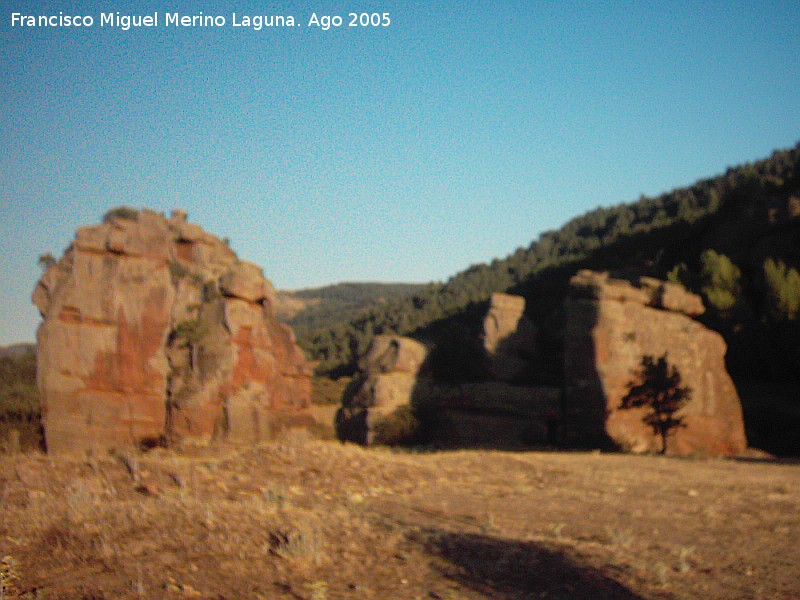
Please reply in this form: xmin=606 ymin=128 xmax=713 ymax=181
xmin=275 ymin=282 xmax=428 ymax=338
xmin=0 ymin=343 xmax=35 ymax=360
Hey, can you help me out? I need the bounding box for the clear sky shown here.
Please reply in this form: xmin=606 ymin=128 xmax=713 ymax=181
xmin=2 ymin=1 xmax=800 ymax=345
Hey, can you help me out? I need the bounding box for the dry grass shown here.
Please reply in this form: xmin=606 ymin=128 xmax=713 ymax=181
xmin=1 ymin=436 xmax=799 ymax=599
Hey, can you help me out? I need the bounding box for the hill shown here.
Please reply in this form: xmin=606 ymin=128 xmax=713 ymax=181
xmin=298 ymin=144 xmax=800 ymax=385
xmin=275 ymin=282 xmax=427 ymax=339
xmin=2 ymin=438 xmax=798 ymax=598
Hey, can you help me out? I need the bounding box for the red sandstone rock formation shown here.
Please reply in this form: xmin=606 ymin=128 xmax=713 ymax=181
xmin=33 ymin=208 xmax=311 ymax=454
xmin=563 ymin=270 xmax=747 ymax=456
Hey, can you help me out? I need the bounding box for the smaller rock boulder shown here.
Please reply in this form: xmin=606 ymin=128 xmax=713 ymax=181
xmin=336 ymin=335 xmax=428 ymax=445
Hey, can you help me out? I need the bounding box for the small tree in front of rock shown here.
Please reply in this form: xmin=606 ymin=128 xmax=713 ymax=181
xmin=620 ymin=354 xmax=692 ymax=454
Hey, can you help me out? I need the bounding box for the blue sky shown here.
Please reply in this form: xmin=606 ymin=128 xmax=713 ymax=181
xmin=2 ymin=1 xmax=800 ymax=344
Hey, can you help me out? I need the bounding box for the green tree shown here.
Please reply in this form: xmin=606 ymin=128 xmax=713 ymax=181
xmin=666 ymin=263 xmax=691 ymax=287
xmin=764 ymin=258 xmax=800 ymax=320
xmin=700 ymin=250 xmax=741 ymax=313
xmin=172 ymin=319 xmax=208 ymax=371
xmin=620 ymin=354 xmax=692 ymax=454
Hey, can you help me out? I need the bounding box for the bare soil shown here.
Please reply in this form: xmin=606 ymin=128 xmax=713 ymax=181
xmin=1 ymin=434 xmax=798 ymax=599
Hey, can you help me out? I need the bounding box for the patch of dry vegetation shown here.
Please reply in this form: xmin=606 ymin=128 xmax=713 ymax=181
xmin=1 ymin=434 xmax=799 ymax=599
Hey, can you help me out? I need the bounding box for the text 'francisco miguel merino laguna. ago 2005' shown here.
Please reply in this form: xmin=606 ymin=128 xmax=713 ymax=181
xmin=10 ymin=11 xmax=392 ymax=31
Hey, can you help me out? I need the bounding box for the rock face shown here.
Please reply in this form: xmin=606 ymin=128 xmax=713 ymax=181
xmin=563 ymin=270 xmax=747 ymax=456
xmin=482 ymin=293 xmax=537 ymax=382
xmin=335 ymin=335 xmax=428 ymax=445
xmin=33 ymin=208 xmax=311 ymax=454
xmin=337 ymin=308 xmax=556 ymax=448
xmin=422 ymin=383 xmax=562 ymax=448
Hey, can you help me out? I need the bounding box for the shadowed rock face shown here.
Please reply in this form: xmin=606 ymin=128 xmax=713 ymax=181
xmin=482 ymin=293 xmax=537 ymax=383
xmin=563 ymin=270 xmax=747 ymax=456
xmin=336 ymin=326 xmax=561 ymax=448
xmin=33 ymin=209 xmax=311 ymax=454
xmin=335 ymin=335 xmax=428 ymax=445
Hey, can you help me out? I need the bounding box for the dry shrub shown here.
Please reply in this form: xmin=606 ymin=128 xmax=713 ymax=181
xmin=102 ymin=206 xmax=139 ymax=223
xmin=38 ymin=522 xmax=91 ymax=557
xmin=269 ymin=521 xmax=327 ymax=565
xmin=371 ymin=405 xmax=421 ymax=446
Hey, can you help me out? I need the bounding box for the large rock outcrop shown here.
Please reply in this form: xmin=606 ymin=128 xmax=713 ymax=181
xmin=563 ymin=270 xmax=747 ymax=456
xmin=33 ymin=208 xmax=312 ymax=454
xmin=335 ymin=335 xmax=428 ymax=445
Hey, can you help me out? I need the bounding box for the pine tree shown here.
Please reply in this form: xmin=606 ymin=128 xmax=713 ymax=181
xmin=666 ymin=263 xmax=690 ymax=287
xmin=700 ymin=250 xmax=741 ymax=313
xmin=764 ymin=258 xmax=800 ymax=321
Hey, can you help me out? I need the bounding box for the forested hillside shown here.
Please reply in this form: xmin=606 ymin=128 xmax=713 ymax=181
xmin=276 ymin=282 xmax=426 ymax=339
xmin=298 ymin=144 xmax=800 ymax=392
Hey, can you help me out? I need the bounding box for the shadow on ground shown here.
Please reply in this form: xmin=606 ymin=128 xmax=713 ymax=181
xmin=425 ymin=529 xmax=643 ymax=600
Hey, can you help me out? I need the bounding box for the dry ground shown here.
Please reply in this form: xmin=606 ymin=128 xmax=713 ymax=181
xmin=1 ymin=434 xmax=798 ymax=599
